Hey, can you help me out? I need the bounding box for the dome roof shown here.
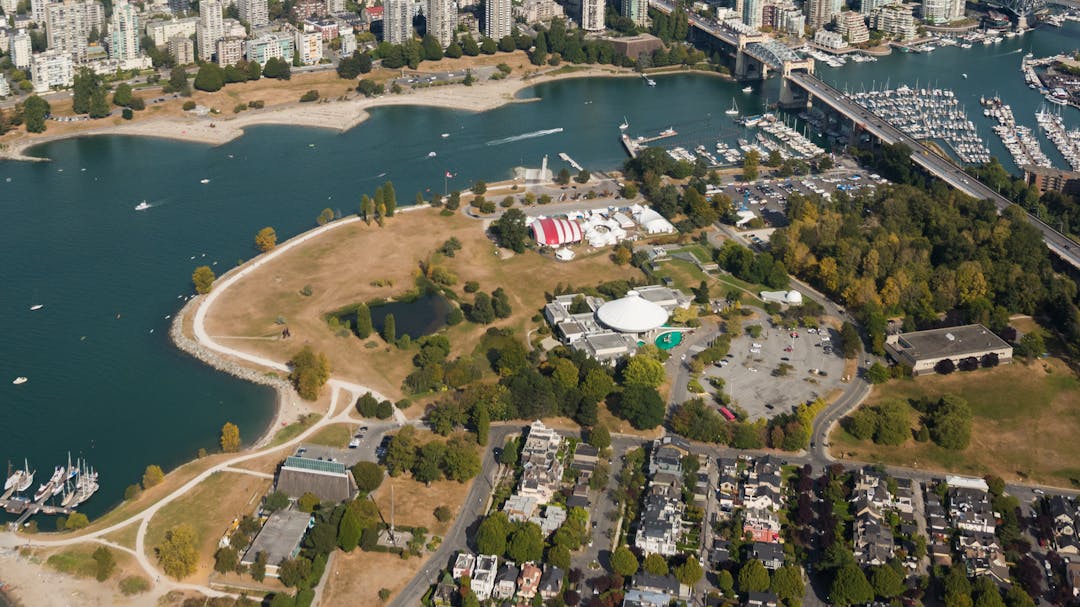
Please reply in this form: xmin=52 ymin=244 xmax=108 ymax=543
xmin=786 ymin=290 xmax=803 ymax=304
xmin=596 ymin=290 xmax=669 ymax=333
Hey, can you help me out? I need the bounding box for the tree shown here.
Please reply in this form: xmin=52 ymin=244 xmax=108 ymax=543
xmin=475 ymin=405 xmax=490 ymax=446
xmin=413 ymin=441 xmax=446 ymax=484
xmin=89 ymin=88 xmax=109 ymax=119
xmin=476 ymin=513 xmax=510 ymax=555
xmin=840 ymin=322 xmax=860 ymax=359
xmin=928 ymin=394 xmax=972 ymax=450
xmin=718 ymin=570 xmax=735 ymax=596
xmin=192 ymin=265 xmax=216 ymax=294
xmin=581 ymin=368 xmax=615 ymax=405
xmin=445 ymin=41 xmax=463 ymax=58
xmin=255 ymin=227 xmax=277 ymax=252
xmin=142 ymin=464 xmax=165 ymax=488
xmin=264 ymin=491 xmax=290 ymax=512
xmin=463 ymin=35 xmax=481 ymax=55
xmin=214 ymin=546 xmax=239 ymax=573
xmin=866 ymin=362 xmax=889 ymax=384
xmin=555 ymin=168 xmax=571 ymax=185
xmin=767 ymin=149 xmax=783 ymax=167
xmin=588 ymin=424 xmax=611 ymax=450
xmin=73 ymin=68 xmax=99 ymax=114
xmin=738 ymin=560 xmax=770 ymax=593
xmin=251 ymin=551 xmax=268 ymax=581
xmin=548 ymin=544 xmax=571 ymax=569
xmin=278 ymin=556 xmax=312 ymax=588
xmin=194 ymin=63 xmax=225 ymax=92
xmin=156 ymin=524 xmax=199 ymax=579
xmin=23 ymin=96 xmax=51 ymax=133
xmin=352 ymin=461 xmax=384 ymax=493
xmin=289 ymin=346 xmax=331 ymax=400
xmin=317 ymin=207 xmax=335 ymax=225
xmin=93 ymin=546 xmax=116 ymax=581
xmin=434 ymin=505 xmax=453 ymax=522
xmin=443 ymin=435 xmax=481 ymax=482
xmin=575 ymin=169 xmax=591 ymax=184
xmin=481 ymin=37 xmax=498 ymax=54
xmin=743 ymin=149 xmax=760 ymax=181
xmin=622 ymin=356 xmax=665 ymax=388
xmin=385 ymin=426 xmax=418 ymax=476
xmin=771 ymin=565 xmax=804 ymax=603
xmin=617 ymin=385 xmax=665 ymax=430
xmin=829 ymin=564 xmax=874 ymax=606
xmin=610 ymin=546 xmax=639 ymax=576
xmin=168 ymin=66 xmax=190 ymax=95
xmin=355 ymin=303 xmax=373 ymax=338
xmin=263 ymin=57 xmax=291 ymax=79
xmin=491 ymin=208 xmax=529 ymax=252
xmin=468 ymin=292 xmax=496 ymax=324
xmin=382 ymin=313 xmax=396 ymax=344
xmin=674 ymin=556 xmax=703 ymax=586
xmin=869 ymin=565 xmax=903 ymax=599
xmin=643 ymin=554 xmax=669 ymax=575
xmin=357 ymin=78 xmax=383 ymax=97
xmin=872 ymin=400 xmax=908 ymax=446
xmin=220 ymin=422 xmax=241 ymax=452
xmin=113 ymin=82 xmax=134 ymax=107
xmin=298 ymin=491 xmax=320 ymax=512
xmin=65 ymin=512 xmax=89 ymax=529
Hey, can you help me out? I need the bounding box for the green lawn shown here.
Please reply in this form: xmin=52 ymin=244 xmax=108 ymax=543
xmin=829 ymin=358 xmax=1080 ymax=486
xmin=307 ymin=424 xmax=353 ymax=448
xmin=271 ymin=414 xmax=320 ymax=446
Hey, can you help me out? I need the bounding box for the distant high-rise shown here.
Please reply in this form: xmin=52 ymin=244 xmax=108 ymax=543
xmin=168 ymin=35 xmax=195 ymax=65
xmin=806 ymin=0 xmax=840 ymax=29
xmin=742 ymin=0 xmax=763 ymax=28
xmin=581 ymin=0 xmax=604 ymax=31
xmin=484 ymin=0 xmax=511 ymax=40
xmin=860 ymin=0 xmax=888 ymax=14
xmin=384 ymin=0 xmax=412 ymax=43
xmin=238 ymin=0 xmax=269 ymax=27
xmin=921 ymin=0 xmax=949 ymax=23
xmin=30 ymin=0 xmax=48 ymax=26
xmin=10 ymin=29 xmax=33 ymax=69
xmin=197 ymin=0 xmax=224 ymax=61
xmin=109 ymin=0 xmax=140 ymax=61
xmin=46 ymin=0 xmax=96 ymax=63
xmin=167 ymin=0 xmax=192 ymax=13
xmin=621 ymin=0 xmax=647 ymax=28
xmin=426 ymin=0 xmax=456 ymax=47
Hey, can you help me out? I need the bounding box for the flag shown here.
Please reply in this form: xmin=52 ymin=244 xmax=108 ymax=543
xmin=445 ymin=171 xmax=454 ymax=179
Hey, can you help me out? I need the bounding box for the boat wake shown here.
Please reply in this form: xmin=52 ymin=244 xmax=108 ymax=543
xmin=486 ymin=128 xmax=564 ymax=146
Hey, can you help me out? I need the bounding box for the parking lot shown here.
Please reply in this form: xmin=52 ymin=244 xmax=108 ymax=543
xmin=707 ymin=168 xmax=889 ymax=229
xmin=698 ymin=323 xmax=847 ymax=421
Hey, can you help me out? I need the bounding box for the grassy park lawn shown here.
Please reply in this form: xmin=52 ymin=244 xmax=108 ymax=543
xmin=202 ymin=208 xmax=640 ymax=400
xmin=143 ymin=471 xmax=271 ymax=583
xmin=307 ymin=423 xmax=354 ymax=448
xmin=41 ymin=544 xmax=145 ymax=596
xmin=829 ymin=358 xmax=1080 ymax=486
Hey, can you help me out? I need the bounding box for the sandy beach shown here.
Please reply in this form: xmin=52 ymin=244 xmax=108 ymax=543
xmin=0 ymin=549 xmax=158 ymax=607
xmin=0 ymin=66 xmax=652 ymax=162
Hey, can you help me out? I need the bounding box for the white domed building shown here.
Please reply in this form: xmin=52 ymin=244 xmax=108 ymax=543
xmin=760 ymin=290 xmax=804 ymax=306
xmin=596 ymin=291 xmax=670 ymax=335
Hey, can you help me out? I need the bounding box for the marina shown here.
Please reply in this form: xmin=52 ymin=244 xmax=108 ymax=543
xmin=981 ymin=96 xmax=1053 ymax=169
xmin=1035 ymin=108 xmax=1080 ymax=170
xmin=1 ymin=455 xmax=100 ymax=528
xmin=849 ymin=85 xmax=991 ymax=164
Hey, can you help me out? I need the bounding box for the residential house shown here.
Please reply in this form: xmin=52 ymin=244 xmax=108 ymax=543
xmin=747 ymin=591 xmax=780 ymax=607
xmin=432 ymin=579 xmax=456 ymax=607
xmin=539 ymin=565 xmax=565 ymax=600
xmin=635 ymin=484 xmax=684 ymax=556
xmin=517 ymin=421 xmax=565 ymax=504
xmin=517 ymin=562 xmax=542 ymax=600
xmin=1049 ymin=495 xmax=1077 ymax=537
xmin=751 ymin=541 xmax=785 ymax=570
xmin=472 ymin=554 xmax=499 ymax=601
xmin=853 ymin=507 xmax=894 ymax=566
xmin=503 ymin=494 xmax=540 ymax=522
xmin=743 ymin=507 xmax=781 ymax=543
xmin=530 ymin=504 xmax=567 ymax=536
xmin=949 ymin=486 xmax=996 ymax=534
xmin=630 ymin=572 xmax=685 ymax=602
xmin=649 ymin=436 xmax=690 ymax=477
xmin=573 ymin=443 xmax=599 ymax=471
xmin=452 ymin=552 xmax=476 ymax=579
xmin=493 ymin=562 xmax=519 ymax=600
xmin=623 ymin=589 xmax=674 ymax=607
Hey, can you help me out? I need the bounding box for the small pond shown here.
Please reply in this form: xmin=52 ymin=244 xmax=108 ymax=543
xmin=370 ymin=293 xmax=450 ymax=339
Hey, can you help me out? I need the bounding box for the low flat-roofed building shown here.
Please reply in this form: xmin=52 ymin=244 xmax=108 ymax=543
xmin=885 ymin=324 xmax=1012 ymax=375
xmin=605 ymin=33 xmax=663 ymax=59
xmin=276 ymin=450 xmax=359 ymax=503
xmin=240 ymin=509 xmax=312 ymax=576
xmin=1023 ymin=164 xmax=1080 ymax=197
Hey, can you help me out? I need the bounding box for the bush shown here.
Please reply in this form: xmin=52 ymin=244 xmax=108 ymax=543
xmin=300 ymin=89 xmax=320 ymax=102
xmin=182 ymin=100 xmax=196 ymax=111
xmin=119 ymin=576 xmax=151 ymax=595
xmin=121 ymin=108 xmax=133 ymax=120
xmin=434 ymin=506 xmax=453 ymax=522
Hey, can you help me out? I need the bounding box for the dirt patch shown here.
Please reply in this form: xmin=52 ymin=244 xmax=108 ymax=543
xmin=143 ymin=471 xmax=270 ymax=584
xmin=321 ymin=549 xmax=425 ymax=607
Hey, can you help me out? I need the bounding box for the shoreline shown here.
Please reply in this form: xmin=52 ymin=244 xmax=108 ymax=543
xmin=0 ymin=66 xmax=692 ymax=162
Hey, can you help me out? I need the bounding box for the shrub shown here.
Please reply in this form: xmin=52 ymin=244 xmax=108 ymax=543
xmin=182 ymin=100 xmax=196 ymax=111
xmin=119 ymin=576 xmax=151 ymax=595
xmin=300 ymin=89 xmax=320 ymax=102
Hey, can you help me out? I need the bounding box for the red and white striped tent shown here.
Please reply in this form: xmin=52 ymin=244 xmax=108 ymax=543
xmin=531 ymin=218 xmax=583 ymax=246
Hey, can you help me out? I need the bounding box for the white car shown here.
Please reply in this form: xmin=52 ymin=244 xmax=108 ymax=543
xmin=348 ymin=438 xmax=361 ymax=449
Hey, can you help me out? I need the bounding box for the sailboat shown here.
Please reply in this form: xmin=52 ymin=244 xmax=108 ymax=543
xmin=619 ymin=117 xmax=629 ymax=130
xmin=742 ymin=86 xmax=753 ymax=93
xmin=726 ymin=99 xmax=739 ymax=116
xmin=135 ymin=200 xmax=151 ymax=211
xmin=12 ymin=376 xmax=28 ymax=385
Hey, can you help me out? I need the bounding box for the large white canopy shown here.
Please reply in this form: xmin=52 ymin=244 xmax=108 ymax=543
xmin=596 ymin=290 xmax=669 ymax=333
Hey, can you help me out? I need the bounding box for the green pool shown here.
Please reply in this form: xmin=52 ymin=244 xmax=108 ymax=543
xmin=655 ymin=331 xmax=683 ymax=350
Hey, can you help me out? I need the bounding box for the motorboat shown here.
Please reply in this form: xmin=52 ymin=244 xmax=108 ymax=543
xmin=742 ymin=86 xmax=752 ymax=93
xmin=200 ymin=178 xmax=210 ymax=184
xmin=428 ymin=151 xmax=437 ymax=157
xmin=30 ymin=304 xmax=43 ymax=311
xmin=12 ymin=376 xmax=27 ymax=385
xmin=135 ymin=200 xmax=150 ymax=211
xmin=962 ymin=73 xmax=968 ymax=79
xmin=441 ymin=133 xmax=449 ymax=138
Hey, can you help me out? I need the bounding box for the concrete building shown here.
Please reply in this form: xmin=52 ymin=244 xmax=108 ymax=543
xmin=581 ymin=0 xmax=605 ymax=31
xmin=168 ymin=35 xmax=195 ymax=64
xmin=513 ymin=0 xmax=564 ymax=23
xmin=46 ymin=0 xmax=102 ymax=63
xmin=30 ymin=0 xmax=47 ymax=26
xmin=240 ymin=509 xmax=312 ymax=578
xmin=484 ymin=0 xmax=512 ymax=40
xmin=606 ymin=33 xmax=663 ymax=59
xmin=239 ymin=0 xmax=270 ymax=26
xmin=197 ymin=0 xmax=225 ymax=62
xmin=11 ymin=30 xmax=33 ymax=69
xmin=31 ymin=48 xmax=74 ymax=92
xmin=294 ymin=28 xmax=322 ymax=64
xmin=215 ymin=36 xmax=244 ymax=66
xmin=109 ymin=0 xmax=141 ymax=61
xmin=0 ymin=74 xmax=8 ymax=97
xmin=860 ymin=0 xmax=889 ymax=14
xmin=145 ymin=16 xmax=199 ymax=46
xmin=340 ymin=30 xmax=357 ymax=54
xmin=622 ymin=0 xmax=648 ymax=27
xmin=383 ymin=0 xmax=412 ymax=43
xmin=773 ymin=3 xmax=806 ymax=34
xmin=835 ymin=10 xmax=869 ymax=43
xmin=806 ymin=0 xmax=841 ymax=29
xmin=325 ymin=0 xmax=346 ymax=13
xmin=885 ymin=324 xmax=1013 ymax=375
xmin=0 ymin=0 xmax=16 ymax=18
xmin=742 ymin=0 xmax=763 ymax=29
xmin=168 ymin=0 xmax=192 ymax=14
xmin=872 ymin=3 xmax=916 ymax=39
xmin=426 ymin=0 xmax=456 ymax=47
xmin=245 ymin=32 xmax=294 ymax=65
xmin=275 ymin=453 xmax=358 ymax=503
xmin=921 ymin=0 xmax=949 ymax=23
xmin=1023 ymin=164 xmax=1080 ymax=196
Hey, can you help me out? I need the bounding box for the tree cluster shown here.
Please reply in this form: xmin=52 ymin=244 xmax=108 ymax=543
xmin=382 ymin=426 xmax=481 ymax=483
xmin=289 ymin=346 xmax=331 ymax=400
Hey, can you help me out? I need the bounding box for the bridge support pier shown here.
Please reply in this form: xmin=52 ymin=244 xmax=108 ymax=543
xmin=778 ymin=76 xmax=809 ymax=110
xmin=735 ymin=51 xmax=767 ymax=80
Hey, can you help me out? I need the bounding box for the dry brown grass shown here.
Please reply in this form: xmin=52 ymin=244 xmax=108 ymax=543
xmin=202 ymin=209 xmax=640 ymax=400
xmin=408 ymin=50 xmax=535 ymax=75
xmin=829 ymin=358 xmax=1080 ymax=486
xmin=322 ymin=549 xmax=425 ymax=606
xmin=143 ymin=471 xmax=270 ymax=584
xmin=371 ymin=473 xmax=473 ymax=537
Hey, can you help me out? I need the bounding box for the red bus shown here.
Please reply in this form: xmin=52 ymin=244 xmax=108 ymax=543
xmin=719 ymin=407 xmax=736 ymax=421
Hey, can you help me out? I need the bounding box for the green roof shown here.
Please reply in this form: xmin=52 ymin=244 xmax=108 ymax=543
xmin=283 ymin=456 xmax=347 ymax=475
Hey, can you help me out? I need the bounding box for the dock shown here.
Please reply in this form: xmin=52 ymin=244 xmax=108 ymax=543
xmin=557 ymin=153 xmax=583 ymax=172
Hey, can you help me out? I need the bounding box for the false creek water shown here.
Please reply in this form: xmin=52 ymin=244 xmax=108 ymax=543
xmin=0 ymin=20 xmax=1077 ymax=523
